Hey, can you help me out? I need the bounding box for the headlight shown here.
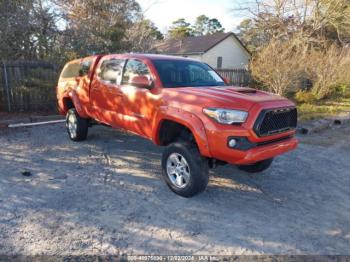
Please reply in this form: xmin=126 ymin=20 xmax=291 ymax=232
xmin=203 ymin=108 xmax=248 ymax=124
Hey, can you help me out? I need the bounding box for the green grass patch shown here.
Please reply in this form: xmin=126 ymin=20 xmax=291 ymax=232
xmin=298 ymin=97 xmax=350 ymax=121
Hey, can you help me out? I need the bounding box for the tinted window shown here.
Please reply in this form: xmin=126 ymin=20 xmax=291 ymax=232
xmin=99 ymin=59 xmax=124 ymax=84
xmin=122 ymin=60 xmax=151 ymax=84
xmin=153 ymin=59 xmax=226 ymax=88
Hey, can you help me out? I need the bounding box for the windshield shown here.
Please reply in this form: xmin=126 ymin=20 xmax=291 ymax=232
xmin=153 ymin=59 xmax=226 ymax=88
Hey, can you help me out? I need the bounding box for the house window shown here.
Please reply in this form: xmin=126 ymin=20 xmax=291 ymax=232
xmin=217 ymin=57 xmax=223 ymax=69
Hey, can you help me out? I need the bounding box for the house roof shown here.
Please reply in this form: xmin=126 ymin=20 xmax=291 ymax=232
xmin=153 ymin=32 xmax=250 ymax=56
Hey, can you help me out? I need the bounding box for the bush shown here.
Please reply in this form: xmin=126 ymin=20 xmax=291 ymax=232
xmin=306 ymin=45 xmax=350 ymax=99
xmin=333 ymin=84 xmax=350 ymax=98
xmin=251 ymin=40 xmax=350 ymax=100
xmin=250 ymin=39 xmax=304 ymax=96
xmin=295 ymin=90 xmax=317 ymax=103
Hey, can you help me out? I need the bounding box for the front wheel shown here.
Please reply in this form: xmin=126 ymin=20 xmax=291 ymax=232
xmin=66 ymin=108 xmax=89 ymax=141
xmin=161 ymin=142 xmax=209 ymax=198
xmin=238 ymin=158 xmax=274 ymax=173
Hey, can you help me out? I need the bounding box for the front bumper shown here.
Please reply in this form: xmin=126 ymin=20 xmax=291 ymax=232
xmin=232 ymin=137 xmax=298 ymax=165
xmin=204 ymin=119 xmax=298 ymax=165
xmin=203 ymin=101 xmax=298 ymax=165
xmin=208 ymin=132 xmax=298 ymax=165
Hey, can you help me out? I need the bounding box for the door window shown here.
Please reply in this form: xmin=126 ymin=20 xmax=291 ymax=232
xmin=122 ymin=60 xmax=151 ymax=85
xmin=98 ymin=59 xmax=125 ymax=84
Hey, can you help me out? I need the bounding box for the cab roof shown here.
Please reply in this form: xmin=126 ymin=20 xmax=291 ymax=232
xmin=82 ymin=53 xmax=198 ymax=61
xmin=121 ymin=53 xmax=198 ymax=61
xmin=65 ymin=53 xmax=199 ymax=66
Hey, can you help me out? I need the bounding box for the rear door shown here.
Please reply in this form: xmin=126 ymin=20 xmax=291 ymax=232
xmin=90 ymin=57 xmax=126 ymax=127
xmin=75 ymin=58 xmax=94 ymax=108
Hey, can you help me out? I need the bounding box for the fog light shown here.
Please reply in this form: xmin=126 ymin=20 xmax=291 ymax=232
xmin=228 ymin=138 xmax=237 ymax=148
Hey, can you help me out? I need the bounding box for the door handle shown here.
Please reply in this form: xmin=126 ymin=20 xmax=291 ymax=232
xmin=133 ymin=113 xmax=145 ymax=118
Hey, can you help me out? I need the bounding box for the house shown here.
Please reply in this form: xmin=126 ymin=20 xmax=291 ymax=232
xmin=153 ymin=32 xmax=251 ymax=69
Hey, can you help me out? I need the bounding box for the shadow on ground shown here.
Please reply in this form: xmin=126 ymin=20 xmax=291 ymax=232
xmin=0 ymin=124 xmax=349 ymax=255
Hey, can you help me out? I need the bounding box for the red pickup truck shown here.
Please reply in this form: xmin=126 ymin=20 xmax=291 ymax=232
xmin=57 ymin=54 xmax=298 ymax=197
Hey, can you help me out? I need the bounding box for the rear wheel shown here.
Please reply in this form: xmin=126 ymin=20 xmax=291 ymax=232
xmin=238 ymin=158 xmax=273 ymax=173
xmin=162 ymin=142 xmax=208 ymax=198
xmin=66 ymin=108 xmax=89 ymax=141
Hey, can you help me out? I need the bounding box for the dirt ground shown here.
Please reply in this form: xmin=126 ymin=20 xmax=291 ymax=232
xmin=0 ymin=122 xmax=349 ymax=255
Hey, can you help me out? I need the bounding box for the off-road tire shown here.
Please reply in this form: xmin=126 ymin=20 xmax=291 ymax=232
xmin=238 ymin=158 xmax=274 ymax=173
xmin=66 ymin=108 xmax=89 ymax=142
xmin=161 ymin=142 xmax=209 ymax=198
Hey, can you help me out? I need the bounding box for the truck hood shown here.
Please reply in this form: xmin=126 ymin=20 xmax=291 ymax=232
xmin=163 ymin=86 xmax=286 ymax=110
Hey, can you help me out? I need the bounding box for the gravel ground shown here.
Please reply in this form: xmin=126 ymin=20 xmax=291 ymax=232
xmin=0 ymin=123 xmax=349 ymax=255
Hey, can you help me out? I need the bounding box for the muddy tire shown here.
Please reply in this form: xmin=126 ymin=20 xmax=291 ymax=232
xmin=162 ymin=142 xmax=209 ymax=198
xmin=238 ymin=158 xmax=273 ymax=173
xmin=66 ymin=108 xmax=89 ymax=142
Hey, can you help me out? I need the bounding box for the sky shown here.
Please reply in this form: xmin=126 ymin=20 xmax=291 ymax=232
xmin=137 ymin=0 xmax=246 ymax=33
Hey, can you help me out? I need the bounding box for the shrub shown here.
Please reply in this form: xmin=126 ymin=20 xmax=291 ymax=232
xmin=295 ymin=90 xmax=317 ymax=103
xmin=333 ymin=84 xmax=350 ymax=98
xmin=250 ymin=39 xmax=305 ymax=96
xmin=251 ymin=40 xmax=350 ymax=100
xmin=306 ymin=45 xmax=350 ymax=99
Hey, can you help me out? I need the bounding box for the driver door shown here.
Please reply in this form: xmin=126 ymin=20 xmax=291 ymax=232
xmin=119 ymin=59 xmax=156 ymax=138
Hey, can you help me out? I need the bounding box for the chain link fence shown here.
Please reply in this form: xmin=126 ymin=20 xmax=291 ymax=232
xmin=0 ymin=61 xmax=59 ymax=112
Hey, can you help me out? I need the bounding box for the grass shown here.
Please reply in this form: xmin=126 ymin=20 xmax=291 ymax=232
xmin=297 ymin=97 xmax=350 ymax=121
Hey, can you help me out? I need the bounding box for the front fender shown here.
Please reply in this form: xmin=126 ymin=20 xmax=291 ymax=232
xmin=152 ymin=106 xmax=211 ymax=157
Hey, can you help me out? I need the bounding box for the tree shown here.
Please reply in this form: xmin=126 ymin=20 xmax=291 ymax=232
xmin=234 ymin=0 xmax=350 ymax=48
xmin=126 ymin=18 xmax=164 ymax=52
xmin=54 ymin=0 xmax=142 ymax=56
xmin=234 ymin=0 xmax=350 ymax=99
xmin=32 ymin=0 xmax=60 ymax=60
xmin=236 ymin=19 xmax=267 ymax=52
xmin=168 ymin=18 xmax=194 ymax=38
xmin=315 ymin=0 xmax=350 ymax=45
xmin=193 ymin=15 xmax=225 ymax=36
xmin=0 ymin=0 xmax=59 ymax=60
xmin=207 ymin=18 xmax=225 ymax=34
xmin=0 ymin=0 xmax=163 ymax=63
xmin=0 ymin=0 xmax=32 ymax=59
xmin=193 ymin=15 xmax=210 ymax=36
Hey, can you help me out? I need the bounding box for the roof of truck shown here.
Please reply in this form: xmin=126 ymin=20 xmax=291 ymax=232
xmin=103 ymin=53 xmax=199 ymax=61
xmin=65 ymin=53 xmax=198 ymax=66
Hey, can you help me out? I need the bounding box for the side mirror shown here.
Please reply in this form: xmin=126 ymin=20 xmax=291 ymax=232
xmin=223 ymin=77 xmax=230 ymax=85
xmin=129 ymin=75 xmax=153 ymax=89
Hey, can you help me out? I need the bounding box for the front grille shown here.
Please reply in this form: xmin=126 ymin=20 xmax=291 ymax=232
xmin=254 ymin=107 xmax=297 ymax=137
